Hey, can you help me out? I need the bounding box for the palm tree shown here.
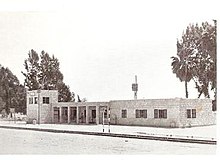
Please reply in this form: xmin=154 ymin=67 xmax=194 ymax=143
xmin=171 ymin=41 xmax=193 ymax=98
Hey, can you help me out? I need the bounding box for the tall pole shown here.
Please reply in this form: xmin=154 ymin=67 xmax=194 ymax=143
xmin=134 ymin=75 xmax=137 ymax=100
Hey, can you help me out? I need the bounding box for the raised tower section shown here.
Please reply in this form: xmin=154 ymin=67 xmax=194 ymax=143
xmin=26 ymin=90 xmax=58 ymax=124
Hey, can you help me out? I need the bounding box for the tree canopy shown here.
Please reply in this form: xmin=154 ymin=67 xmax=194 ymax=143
xmin=171 ymin=20 xmax=216 ymax=99
xmin=0 ymin=64 xmax=26 ymax=114
xmin=22 ymin=49 xmax=74 ymax=102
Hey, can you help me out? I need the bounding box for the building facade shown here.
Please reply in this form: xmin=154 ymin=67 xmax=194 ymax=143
xmin=26 ymin=90 xmax=216 ymax=128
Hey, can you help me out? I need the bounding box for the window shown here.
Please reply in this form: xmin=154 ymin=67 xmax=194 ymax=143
xmin=154 ymin=109 xmax=167 ymax=119
xmin=212 ymin=100 xmax=216 ymax=111
xmin=192 ymin=109 xmax=196 ymax=118
xmin=136 ymin=110 xmax=140 ymax=118
xmin=142 ymin=110 xmax=147 ymax=118
xmin=187 ymin=109 xmax=196 ymax=118
xmin=187 ymin=109 xmax=191 ymax=118
xmin=154 ymin=109 xmax=158 ymax=118
xmin=104 ymin=109 xmax=107 ymax=118
xmin=43 ymin=97 xmax=50 ymax=104
xmin=136 ymin=109 xmax=147 ymax=118
xmin=122 ymin=110 xmax=127 ymax=118
xmin=29 ymin=97 xmax=33 ymax=104
xmin=34 ymin=97 xmax=38 ymax=104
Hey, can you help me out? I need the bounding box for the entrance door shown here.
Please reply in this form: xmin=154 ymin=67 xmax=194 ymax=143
xmin=53 ymin=107 xmax=60 ymax=123
xmin=62 ymin=107 xmax=68 ymax=123
xmin=70 ymin=107 xmax=77 ymax=123
xmin=91 ymin=109 xmax=96 ymax=123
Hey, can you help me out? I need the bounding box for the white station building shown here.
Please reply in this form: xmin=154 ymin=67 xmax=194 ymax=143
xmin=26 ymin=90 xmax=216 ymax=128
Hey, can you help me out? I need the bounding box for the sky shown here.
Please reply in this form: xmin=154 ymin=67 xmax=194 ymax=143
xmin=0 ymin=0 xmax=218 ymax=101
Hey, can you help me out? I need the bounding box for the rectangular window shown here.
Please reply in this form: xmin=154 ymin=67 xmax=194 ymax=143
xmin=136 ymin=109 xmax=147 ymax=118
xmin=159 ymin=110 xmax=163 ymax=118
xmin=122 ymin=110 xmax=127 ymax=118
xmin=187 ymin=109 xmax=191 ymax=118
xmin=212 ymin=100 xmax=216 ymax=111
xmin=43 ymin=97 xmax=50 ymax=104
xmin=192 ymin=109 xmax=196 ymax=118
xmin=29 ymin=97 xmax=33 ymax=104
xmin=34 ymin=97 xmax=38 ymax=104
xmin=154 ymin=109 xmax=158 ymax=118
xmin=155 ymin=109 xmax=167 ymax=119
xmin=163 ymin=109 xmax=167 ymax=118
xmin=136 ymin=110 xmax=141 ymax=118
xmin=142 ymin=110 xmax=147 ymax=118
xmin=187 ymin=109 xmax=196 ymax=118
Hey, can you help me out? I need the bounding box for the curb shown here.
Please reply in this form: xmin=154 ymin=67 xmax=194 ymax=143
xmin=0 ymin=125 xmax=216 ymax=145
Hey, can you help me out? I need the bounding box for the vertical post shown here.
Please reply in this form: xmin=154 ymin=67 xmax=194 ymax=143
xmin=132 ymin=75 xmax=138 ymax=100
xmin=86 ymin=106 xmax=89 ymax=124
xmin=51 ymin=104 xmax=54 ymax=124
xmin=108 ymin=107 xmax=110 ymax=133
xmin=96 ymin=106 xmax=99 ymax=125
xmin=59 ymin=107 xmax=62 ymax=123
xmin=76 ymin=106 xmax=79 ymax=124
xmin=102 ymin=110 xmax=105 ymax=132
xmin=37 ymin=90 xmax=41 ymax=125
xmin=134 ymin=75 xmax=137 ymax=100
xmin=67 ymin=106 xmax=70 ymax=124
xmin=14 ymin=112 xmax=16 ymax=124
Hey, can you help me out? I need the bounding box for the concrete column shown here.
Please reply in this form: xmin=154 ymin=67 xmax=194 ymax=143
xmin=59 ymin=107 xmax=62 ymax=123
xmin=76 ymin=106 xmax=79 ymax=124
xmin=86 ymin=106 xmax=89 ymax=124
xmin=67 ymin=106 xmax=70 ymax=124
xmin=96 ymin=105 xmax=99 ymax=124
xmin=51 ymin=105 xmax=54 ymax=123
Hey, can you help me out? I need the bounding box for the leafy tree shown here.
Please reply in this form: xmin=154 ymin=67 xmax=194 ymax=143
xmin=171 ymin=20 xmax=216 ymax=99
xmin=22 ymin=50 xmax=74 ymax=102
xmin=22 ymin=49 xmax=40 ymax=90
xmin=0 ymin=65 xmax=26 ymax=114
xmin=193 ymin=21 xmax=217 ymax=98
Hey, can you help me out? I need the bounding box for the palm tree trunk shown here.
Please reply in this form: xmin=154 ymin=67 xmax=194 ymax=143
xmin=185 ymin=81 xmax=188 ymax=98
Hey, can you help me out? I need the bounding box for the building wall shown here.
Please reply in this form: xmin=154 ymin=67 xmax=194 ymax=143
xmin=109 ymin=99 xmax=181 ymax=127
xmin=178 ymin=99 xmax=216 ymax=127
xmin=109 ymin=98 xmax=216 ymax=127
xmin=26 ymin=90 xmax=216 ymax=127
xmin=26 ymin=90 xmax=58 ymax=124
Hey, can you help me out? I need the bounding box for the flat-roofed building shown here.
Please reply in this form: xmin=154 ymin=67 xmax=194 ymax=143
xmin=26 ymin=90 xmax=216 ymax=128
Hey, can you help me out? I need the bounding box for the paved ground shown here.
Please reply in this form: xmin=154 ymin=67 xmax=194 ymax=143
xmin=0 ymin=127 xmax=216 ymax=154
xmin=0 ymin=121 xmax=216 ymax=140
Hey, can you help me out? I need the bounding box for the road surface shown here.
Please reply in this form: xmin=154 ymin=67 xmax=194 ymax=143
xmin=0 ymin=128 xmax=216 ymax=154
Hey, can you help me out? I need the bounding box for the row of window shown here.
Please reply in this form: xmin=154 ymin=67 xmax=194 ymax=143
xmin=122 ymin=109 xmax=167 ymax=119
xmin=121 ymin=109 xmax=196 ymax=119
xmin=187 ymin=109 xmax=196 ymax=118
xmin=29 ymin=97 xmax=50 ymax=104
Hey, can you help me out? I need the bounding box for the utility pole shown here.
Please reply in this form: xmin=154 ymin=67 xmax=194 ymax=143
xmin=132 ymin=75 xmax=138 ymax=100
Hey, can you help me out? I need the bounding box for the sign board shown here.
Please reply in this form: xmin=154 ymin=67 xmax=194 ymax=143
xmin=132 ymin=83 xmax=138 ymax=91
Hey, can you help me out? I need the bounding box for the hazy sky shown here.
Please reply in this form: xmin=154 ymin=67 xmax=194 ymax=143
xmin=0 ymin=0 xmax=218 ymax=101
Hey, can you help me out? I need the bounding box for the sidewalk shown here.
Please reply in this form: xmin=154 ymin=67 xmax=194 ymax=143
xmin=0 ymin=121 xmax=216 ymax=142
